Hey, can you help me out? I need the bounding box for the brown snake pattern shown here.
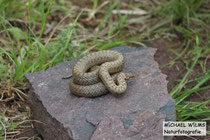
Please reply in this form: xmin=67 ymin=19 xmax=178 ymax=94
xmin=69 ymin=50 xmax=135 ymax=97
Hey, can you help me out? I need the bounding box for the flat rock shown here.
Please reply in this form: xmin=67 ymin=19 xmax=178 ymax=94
xmin=25 ymin=46 xmax=175 ymax=140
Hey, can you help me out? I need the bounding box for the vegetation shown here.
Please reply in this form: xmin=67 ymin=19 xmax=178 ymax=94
xmin=0 ymin=0 xmax=209 ymax=139
xmin=155 ymin=0 xmax=210 ymax=122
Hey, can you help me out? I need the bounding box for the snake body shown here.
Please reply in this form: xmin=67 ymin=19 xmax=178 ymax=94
xmin=69 ymin=50 xmax=134 ymax=97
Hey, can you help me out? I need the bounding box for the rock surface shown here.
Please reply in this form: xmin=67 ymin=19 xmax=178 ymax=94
xmin=25 ymin=46 xmax=175 ymax=140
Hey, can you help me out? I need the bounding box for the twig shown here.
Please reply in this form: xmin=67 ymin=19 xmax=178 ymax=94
xmin=204 ymin=55 xmax=210 ymax=72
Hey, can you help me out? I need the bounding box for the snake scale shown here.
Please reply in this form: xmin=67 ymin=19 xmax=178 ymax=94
xmin=69 ymin=50 xmax=135 ymax=97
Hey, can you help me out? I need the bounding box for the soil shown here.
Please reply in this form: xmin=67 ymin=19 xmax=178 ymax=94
xmin=151 ymin=38 xmax=210 ymax=140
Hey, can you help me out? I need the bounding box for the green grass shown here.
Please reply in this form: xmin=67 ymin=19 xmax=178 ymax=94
xmin=0 ymin=0 xmax=210 ymax=139
xmin=154 ymin=0 xmax=210 ymax=121
xmin=0 ymin=114 xmax=42 ymax=139
xmin=0 ymin=0 xmax=145 ymax=82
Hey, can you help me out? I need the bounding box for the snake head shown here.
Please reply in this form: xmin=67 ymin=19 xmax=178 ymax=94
xmin=124 ymin=73 xmax=135 ymax=80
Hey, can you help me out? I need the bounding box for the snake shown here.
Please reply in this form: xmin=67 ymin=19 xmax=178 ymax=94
xmin=69 ymin=50 xmax=135 ymax=97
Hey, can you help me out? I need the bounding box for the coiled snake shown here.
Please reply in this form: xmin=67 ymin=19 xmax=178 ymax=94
xmin=69 ymin=50 xmax=135 ymax=97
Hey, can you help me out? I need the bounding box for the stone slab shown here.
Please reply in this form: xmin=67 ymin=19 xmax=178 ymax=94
xmin=25 ymin=46 xmax=175 ymax=140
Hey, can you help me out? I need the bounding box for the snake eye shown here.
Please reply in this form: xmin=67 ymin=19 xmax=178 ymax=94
xmin=125 ymin=73 xmax=135 ymax=80
xmin=129 ymin=75 xmax=135 ymax=80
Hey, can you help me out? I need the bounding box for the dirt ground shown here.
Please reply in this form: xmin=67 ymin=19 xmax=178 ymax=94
xmin=152 ymin=39 xmax=210 ymax=101
xmin=152 ymin=39 xmax=210 ymax=140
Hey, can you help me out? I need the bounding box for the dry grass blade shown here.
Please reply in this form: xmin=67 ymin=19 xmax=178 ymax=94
xmin=112 ymin=9 xmax=147 ymax=15
xmin=88 ymin=0 xmax=110 ymax=20
xmin=0 ymin=118 xmax=7 ymax=140
xmin=45 ymin=14 xmax=72 ymax=45
xmin=126 ymin=15 xmax=151 ymax=24
xmin=0 ymin=80 xmax=14 ymax=102
xmin=204 ymin=55 xmax=210 ymax=72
